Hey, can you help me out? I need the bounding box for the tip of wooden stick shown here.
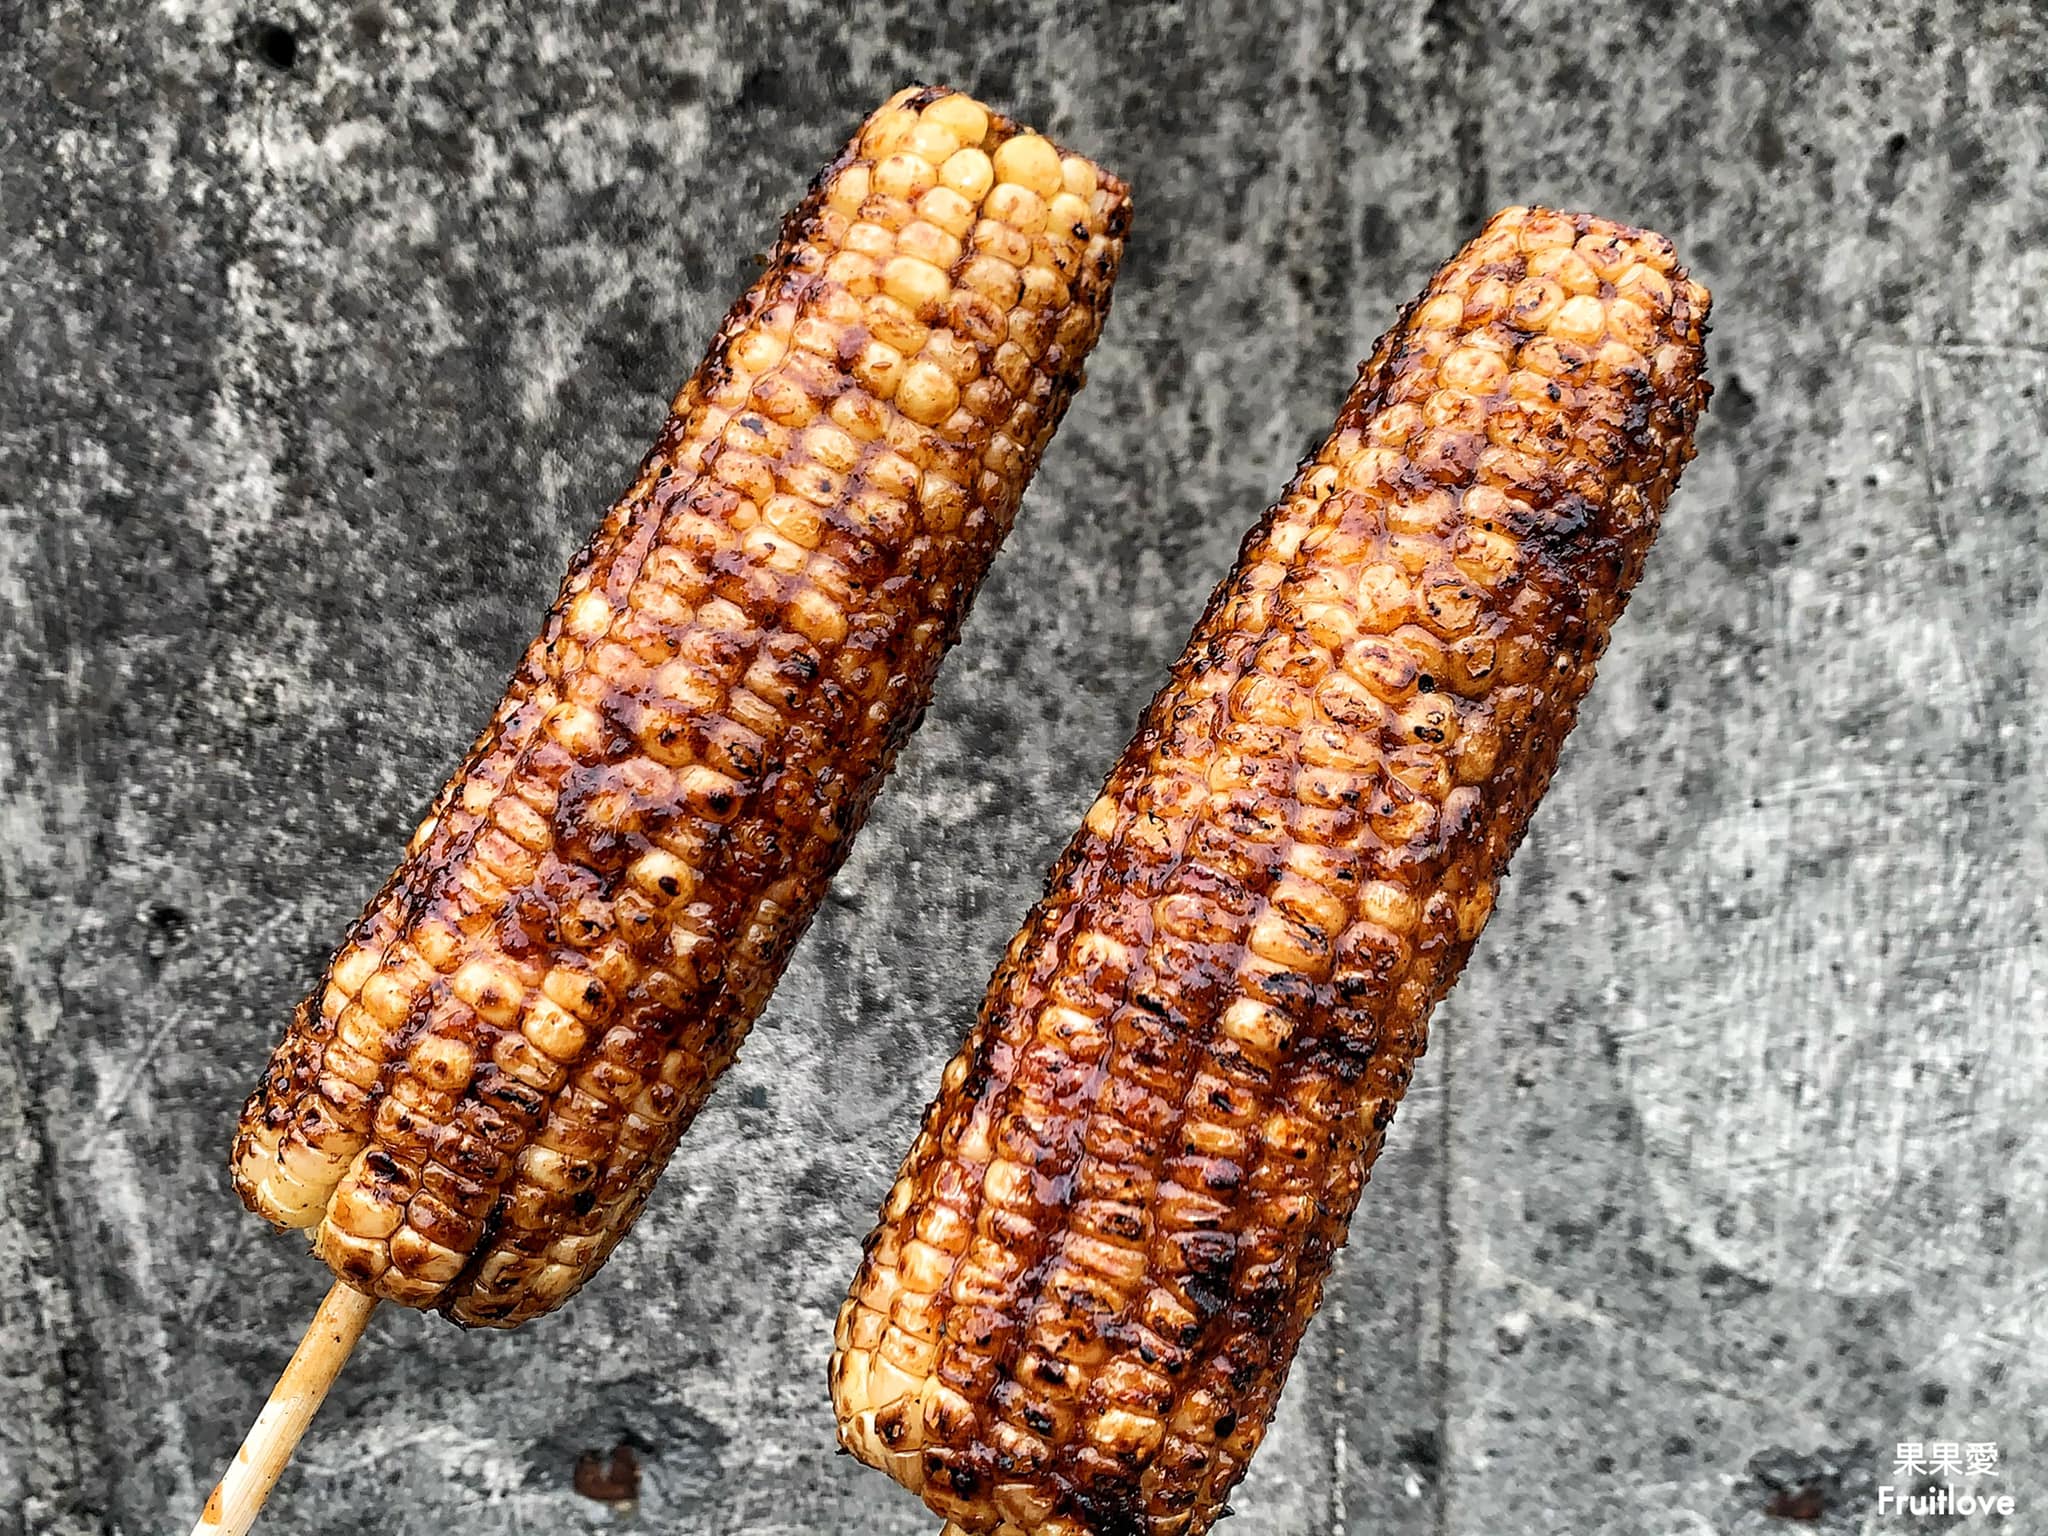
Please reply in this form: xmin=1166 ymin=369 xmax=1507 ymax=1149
xmin=190 ymin=1480 xmax=226 ymax=1533
xmin=187 ymin=1280 xmax=379 ymax=1536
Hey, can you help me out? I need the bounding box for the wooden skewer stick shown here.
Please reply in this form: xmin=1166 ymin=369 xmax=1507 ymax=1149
xmin=191 ymin=1280 xmax=379 ymax=1536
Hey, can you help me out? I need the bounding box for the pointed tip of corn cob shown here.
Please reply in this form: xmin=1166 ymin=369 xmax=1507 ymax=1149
xmin=832 ymin=205 xmax=1707 ymax=1535
xmin=230 ymin=85 xmax=1131 ymax=1327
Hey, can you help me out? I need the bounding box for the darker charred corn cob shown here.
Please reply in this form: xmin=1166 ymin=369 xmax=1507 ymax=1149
xmin=232 ymin=86 xmax=1131 ymax=1328
xmin=833 ymin=206 xmax=1709 ymax=1536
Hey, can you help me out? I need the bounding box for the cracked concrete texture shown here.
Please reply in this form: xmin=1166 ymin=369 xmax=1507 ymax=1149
xmin=2 ymin=1 xmax=2044 ymax=1532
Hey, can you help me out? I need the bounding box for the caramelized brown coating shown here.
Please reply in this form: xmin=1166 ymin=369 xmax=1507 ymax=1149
xmin=231 ymin=86 xmax=1131 ymax=1327
xmin=832 ymin=206 xmax=1709 ymax=1536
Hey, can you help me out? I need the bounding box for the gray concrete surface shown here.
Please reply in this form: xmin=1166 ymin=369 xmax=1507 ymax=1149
xmin=3 ymin=1 xmax=2044 ymax=1532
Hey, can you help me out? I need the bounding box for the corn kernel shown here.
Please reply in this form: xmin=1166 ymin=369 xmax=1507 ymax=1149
xmin=992 ymin=133 xmax=1063 ymax=198
xmin=920 ymin=93 xmax=989 ymax=149
xmin=940 ymin=146 xmax=995 ymax=202
xmin=897 ymin=359 xmax=961 ymax=425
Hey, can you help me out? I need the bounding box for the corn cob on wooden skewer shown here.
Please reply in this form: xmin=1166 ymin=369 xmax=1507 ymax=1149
xmin=832 ymin=206 xmax=1709 ymax=1536
xmin=198 ymin=85 xmax=1129 ymax=1536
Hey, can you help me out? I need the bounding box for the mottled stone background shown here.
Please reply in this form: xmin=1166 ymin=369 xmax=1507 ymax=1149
xmin=3 ymin=1 xmax=2044 ymax=1532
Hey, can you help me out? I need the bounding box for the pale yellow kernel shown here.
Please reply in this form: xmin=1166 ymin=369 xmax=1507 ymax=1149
xmin=389 ymin=1227 xmax=465 ymax=1284
xmin=984 ymin=182 xmax=1047 ymax=233
xmin=822 ymin=248 xmax=879 ymax=296
xmin=542 ymin=964 xmax=609 ymax=1021
xmin=919 ymin=471 xmax=969 ymax=531
xmin=566 ymin=589 xmax=612 ymax=640
xmin=873 ymin=151 xmax=937 ymax=201
xmin=939 ymin=146 xmax=995 ymax=202
xmin=844 ymin=220 xmax=894 ymax=262
xmin=1356 ymin=561 xmax=1411 ymax=616
xmin=1061 ymin=155 xmax=1098 ymax=199
xmin=1441 ymin=345 xmax=1507 ymax=393
xmin=764 ymin=494 xmax=825 ymax=550
xmin=860 ymin=107 xmax=918 ymax=158
xmin=452 ymin=959 xmax=522 ymax=1027
xmin=1083 ymin=794 xmax=1117 ymax=839
xmin=1553 ymin=292 xmax=1608 ymax=341
xmin=360 ymin=969 xmax=413 ymax=1027
xmin=921 ymin=328 xmax=980 ymax=384
xmin=324 ymin=1039 xmax=380 ymax=1088
xmin=492 ymin=1031 xmax=564 ymax=1093
xmin=1220 ymin=997 xmax=1294 ymax=1056
xmin=523 ymin=997 xmax=589 ymax=1062
xmin=743 ymin=523 xmax=806 ymax=574
xmin=517 ymin=1142 xmax=581 ymax=1193
xmin=983 ymin=1158 xmax=1033 ymax=1210
xmin=830 ymin=389 xmax=887 ymax=441
xmin=544 ymin=1231 xmax=604 ymax=1269
xmin=1396 ymin=692 xmax=1457 ymax=748
xmin=862 ymin=292 xmax=929 ymax=356
xmin=313 ymin=1224 xmax=389 ymax=1281
xmin=335 ymin=1003 xmax=384 ymax=1056
xmin=1248 ymin=909 xmax=1328 ymax=974
xmin=1274 ymin=875 xmax=1349 ymax=937
xmin=680 ymin=764 xmax=743 ymax=821
xmin=851 ymin=339 xmax=905 ymax=399
xmin=958 ymin=252 xmax=1024 ymax=306
xmin=332 ymin=944 xmax=379 ymax=995
xmin=825 ymin=162 xmax=870 ymax=216
xmin=279 ymin=1133 xmax=342 ymax=1190
xmin=1508 ymin=276 xmax=1566 ymax=329
xmin=1603 ymin=294 xmax=1656 ymax=350
xmin=992 ymin=133 xmax=1063 ymax=198
xmin=1416 ymin=291 xmax=1466 ymax=330
xmin=790 ymin=315 xmax=842 ymax=361
xmin=864 ymin=449 xmax=919 ymax=500
xmin=801 ymin=421 xmax=862 ymax=474
xmin=921 ymin=93 xmax=990 ymax=149
xmin=865 ymin=1351 xmax=924 ymax=1411
xmin=899 ymin=1237 xmax=954 ymax=1293
xmin=859 ymin=197 xmax=918 ymax=239
xmin=895 ymin=219 xmax=963 ymax=272
xmin=1045 ymin=190 xmax=1092 ymax=239
xmin=728 ymin=328 xmax=783 ymax=374
xmin=787 ymin=586 xmax=850 ymax=647
xmin=1517 ymin=208 xmax=1578 ymax=251
xmin=492 ymin=794 xmax=551 ymax=852
xmin=650 ymin=658 xmax=720 ymax=711
xmin=905 ymin=121 xmax=960 ymax=165
xmin=1360 ymin=880 xmax=1421 ymax=935
xmin=971 ymin=218 xmax=1033 ymax=269
xmin=1093 ymin=1408 xmax=1165 ymax=1458
xmin=1616 ymin=263 xmax=1675 ymax=307
xmin=882 ymin=254 xmax=952 ymax=320
xmin=897 ymin=359 xmax=960 ymax=425
xmin=1456 ymin=526 xmax=1521 ymax=587
xmin=407 ymin=1032 xmax=477 ymax=1095
xmin=1540 ymin=246 xmax=1601 ymax=294
xmin=915 ymin=184 xmax=976 ymax=238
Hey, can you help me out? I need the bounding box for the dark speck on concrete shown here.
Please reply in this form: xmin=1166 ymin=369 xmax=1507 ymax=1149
xmin=572 ymin=1445 xmax=641 ymax=1505
xmin=245 ymin=19 xmax=300 ymax=72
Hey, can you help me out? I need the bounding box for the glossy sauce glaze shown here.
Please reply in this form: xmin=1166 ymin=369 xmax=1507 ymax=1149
xmin=834 ymin=206 xmax=1709 ymax=1536
xmin=232 ymin=85 xmax=1131 ymax=1327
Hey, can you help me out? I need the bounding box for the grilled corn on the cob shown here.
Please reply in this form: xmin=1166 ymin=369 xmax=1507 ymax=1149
xmin=232 ymin=86 xmax=1131 ymax=1328
xmin=833 ymin=206 xmax=1709 ymax=1536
